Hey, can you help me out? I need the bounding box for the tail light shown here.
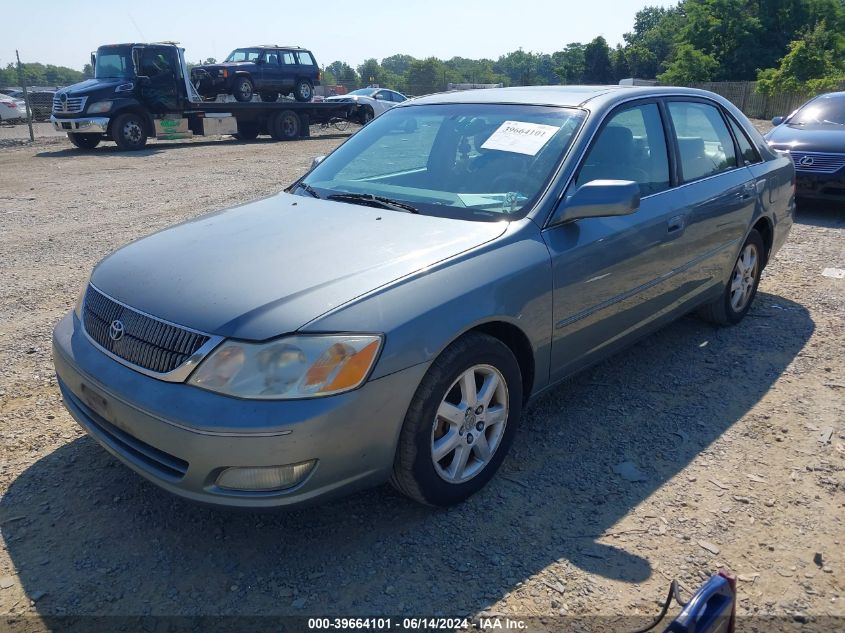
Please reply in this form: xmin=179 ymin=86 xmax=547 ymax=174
xmin=0 ymin=100 xmax=16 ymax=108
xmin=318 ymin=70 xmax=321 ymax=81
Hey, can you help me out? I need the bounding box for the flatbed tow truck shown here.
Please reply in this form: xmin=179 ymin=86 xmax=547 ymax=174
xmin=51 ymin=42 xmax=356 ymax=150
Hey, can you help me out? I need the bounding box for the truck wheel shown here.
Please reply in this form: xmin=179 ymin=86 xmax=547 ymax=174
xmin=233 ymin=76 xmax=254 ymax=102
xmin=270 ymin=110 xmax=301 ymax=141
xmin=111 ymin=113 xmax=148 ymax=150
xmin=260 ymin=92 xmax=279 ymax=103
xmin=234 ymin=122 xmax=260 ymax=140
xmin=68 ymin=133 xmax=101 ymax=150
xmin=294 ymin=80 xmax=313 ymax=102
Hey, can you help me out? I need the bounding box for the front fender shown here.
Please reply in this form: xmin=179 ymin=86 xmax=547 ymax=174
xmin=301 ymin=221 xmax=554 ymax=395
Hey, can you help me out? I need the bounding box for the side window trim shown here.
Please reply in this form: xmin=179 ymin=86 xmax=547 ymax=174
xmin=664 ymin=96 xmax=744 ymax=185
xmin=725 ymin=112 xmax=762 ymax=165
xmin=657 ymin=99 xmax=681 ymax=189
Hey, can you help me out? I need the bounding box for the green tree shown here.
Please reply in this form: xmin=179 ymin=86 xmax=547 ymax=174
xmin=583 ymin=37 xmax=614 ymax=84
xmin=551 ymin=43 xmax=586 ymax=84
xmin=757 ymin=19 xmax=845 ymax=93
xmin=406 ymin=57 xmax=444 ymax=94
xmin=381 ymin=54 xmax=416 ymax=76
xmin=326 ymin=61 xmax=359 ymax=88
xmin=658 ymin=43 xmax=718 ymax=84
xmin=357 ymin=58 xmax=383 ymax=86
xmin=612 ymin=45 xmax=631 ymax=82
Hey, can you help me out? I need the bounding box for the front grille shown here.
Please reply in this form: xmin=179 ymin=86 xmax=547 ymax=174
xmin=61 ymin=382 xmax=189 ymax=480
xmin=52 ymin=95 xmax=87 ymax=114
xmin=789 ymin=150 xmax=845 ymax=174
xmin=82 ymin=285 xmax=210 ymax=375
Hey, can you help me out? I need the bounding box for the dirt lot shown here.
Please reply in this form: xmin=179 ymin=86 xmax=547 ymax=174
xmin=0 ymin=128 xmax=843 ymax=632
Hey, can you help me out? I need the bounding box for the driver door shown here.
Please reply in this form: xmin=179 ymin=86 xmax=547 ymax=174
xmin=137 ymin=46 xmax=180 ymax=113
xmin=543 ymin=101 xmax=689 ymax=381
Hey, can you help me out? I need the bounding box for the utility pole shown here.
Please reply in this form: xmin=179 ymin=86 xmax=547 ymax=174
xmin=15 ymin=50 xmax=34 ymax=142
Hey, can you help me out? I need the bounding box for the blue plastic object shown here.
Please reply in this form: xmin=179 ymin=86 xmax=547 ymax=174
xmin=663 ymin=574 xmax=736 ymax=633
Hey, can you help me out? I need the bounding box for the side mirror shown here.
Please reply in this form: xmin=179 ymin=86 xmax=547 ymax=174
xmin=310 ymin=155 xmax=326 ymax=170
xmin=551 ymin=180 xmax=640 ymax=225
xmin=771 ymin=116 xmax=784 ymax=126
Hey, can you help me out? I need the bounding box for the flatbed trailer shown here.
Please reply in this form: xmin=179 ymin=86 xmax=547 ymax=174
xmin=51 ymin=42 xmax=356 ymax=150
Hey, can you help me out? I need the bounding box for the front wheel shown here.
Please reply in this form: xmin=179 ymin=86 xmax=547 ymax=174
xmin=391 ymin=332 xmax=523 ymax=507
xmin=698 ymin=229 xmax=765 ymax=325
xmin=111 ymin=113 xmax=148 ymax=151
xmin=359 ymin=106 xmax=374 ymax=125
xmin=68 ymin=133 xmax=101 ymax=150
xmin=232 ymin=76 xmax=254 ymax=102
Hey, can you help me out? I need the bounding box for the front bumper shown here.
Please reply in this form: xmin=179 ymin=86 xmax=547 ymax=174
xmin=52 ymin=312 xmax=428 ymax=508
xmin=51 ymin=115 xmax=109 ymax=134
xmin=795 ymin=170 xmax=845 ymax=201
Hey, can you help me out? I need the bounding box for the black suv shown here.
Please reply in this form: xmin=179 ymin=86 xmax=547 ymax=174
xmin=192 ymin=46 xmax=320 ymax=102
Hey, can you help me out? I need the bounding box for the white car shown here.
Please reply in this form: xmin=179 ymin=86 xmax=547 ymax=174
xmin=325 ymin=88 xmax=407 ymax=124
xmin=0 ymin=93 xmax=27 ymax=122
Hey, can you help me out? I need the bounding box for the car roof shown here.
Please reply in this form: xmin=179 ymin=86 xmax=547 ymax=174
xmin=406 ymin=85 xmax=733 ymax=110
xmin=248 ymin=45 xmax=310 ymax=50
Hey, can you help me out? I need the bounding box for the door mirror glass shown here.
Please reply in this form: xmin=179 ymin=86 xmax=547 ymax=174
xmin=771 ymin=116 xmax=784 ymax=126
xmin=551 ymin=180 xmax=640 ymax=225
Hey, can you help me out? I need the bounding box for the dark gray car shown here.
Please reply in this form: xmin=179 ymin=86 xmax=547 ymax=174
xmin=53 ymin=86 xmax=794 ymax=508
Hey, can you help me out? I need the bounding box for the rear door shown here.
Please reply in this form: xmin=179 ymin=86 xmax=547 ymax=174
xmin=664 ymin=99 xmax=757 ymax=294
xmin=279 ymin=51 xmax=298 ymax=92
xmin=544 ymin=100 xmax=689 ymax=381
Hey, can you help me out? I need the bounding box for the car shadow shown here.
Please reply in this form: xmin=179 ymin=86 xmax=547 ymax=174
xmin=32 ymin=133 xmax=353 ymax=159
xmin=795 ymin=200 xmax=845 ymax=228
xmin=0 ymin=292 xmax=813 ymax=617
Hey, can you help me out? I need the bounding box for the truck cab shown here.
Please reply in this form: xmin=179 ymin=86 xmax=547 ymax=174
xmin=51 ymin=43 xmax=196 ymax=150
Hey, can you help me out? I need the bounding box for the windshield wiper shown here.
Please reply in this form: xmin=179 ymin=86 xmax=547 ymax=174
xmin=294 ymin=182 xmax=321 ymax=199
xmin=327 ymin=192 xmax=419 ymax=214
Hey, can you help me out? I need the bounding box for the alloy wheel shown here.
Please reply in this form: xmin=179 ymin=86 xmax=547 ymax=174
xmin=730 ymin=243 xmax=759 ymax=312
xmin=430 ymin=364 xmax=509 ymax=484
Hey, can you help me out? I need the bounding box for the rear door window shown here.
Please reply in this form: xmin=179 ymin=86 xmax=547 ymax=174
xmin=668 ymin=101 xmax=738 ymax=182
xmin=575 ymin=102 xmax=670 ymax=196
xmin=281 ymin=52 xmax=296 ymax=66
xmin=727 ymin=117 xmax=761 ymax=165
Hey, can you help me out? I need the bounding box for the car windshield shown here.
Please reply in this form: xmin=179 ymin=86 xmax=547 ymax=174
xmin=95 ymin=47 xmax=134 ymax=79
xmin=789 ymin=94 xmax=845 ymax=126
xmin=300 ymin=103 xmax=585 ymax=221
xmin=347 ymin=89 xmax=378 ymax=97
xmin=225 ymin=48 xmax=262 ymax=62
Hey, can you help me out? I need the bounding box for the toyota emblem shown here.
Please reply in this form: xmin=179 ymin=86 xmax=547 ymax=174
xmin=797 ymin=155 xmax=815 ymax=167
xmin=109 ymin=320 xmax=125 ymax=342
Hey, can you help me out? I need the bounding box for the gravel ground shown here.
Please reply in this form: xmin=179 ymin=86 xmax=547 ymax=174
xmin=0 ymin=127 xmax=843 ymax=632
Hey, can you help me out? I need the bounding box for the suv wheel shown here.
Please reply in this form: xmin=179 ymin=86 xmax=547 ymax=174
xmin=294 ymin=79 xmax=313 ymax=102
xmin=111 ymin=113 xmax=148 ymax=151
xmin=233 ymin=76 xmax=254 ymax=102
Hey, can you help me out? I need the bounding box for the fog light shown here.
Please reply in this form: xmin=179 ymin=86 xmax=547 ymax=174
xmin=216 ymin=460 xmax=316 ymax=491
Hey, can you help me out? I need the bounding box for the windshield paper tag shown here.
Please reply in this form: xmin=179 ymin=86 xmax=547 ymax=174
xmin=481 ymin=121 xmax=561 ymax=155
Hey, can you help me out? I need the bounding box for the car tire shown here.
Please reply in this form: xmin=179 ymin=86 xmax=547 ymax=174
xmin=111 ymin=112 xmax=148 ymax=151
xmin=360 ymin=105 xmax=374 ymax=125
xmin=67 ymin=133 xmax=101 ymax=150
xmin=233 ymin=76 xmax=254 ymax=102
xmin=698 ymin=229 xmax=765 ymax=325
xmin=260 ymin=92 xmax=279 ymax=103
xmin=390 ymin=331 xmax=523 ymax=507
xmin=233 ymin=121 xmax=260 ymax=140
xmin=269 ymin=110 xmax=301 ymax=141
xmin=294 ymin=80 xmax=313 ymax=102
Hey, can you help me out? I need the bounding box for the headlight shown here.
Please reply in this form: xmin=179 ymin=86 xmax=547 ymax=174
xmin=189 ymin=334 xmax=382 ymax=399
xmin=87 ymin=101 xmax=113 ymax=114
xmin=74 ymin=278 xmax=90 ymax=319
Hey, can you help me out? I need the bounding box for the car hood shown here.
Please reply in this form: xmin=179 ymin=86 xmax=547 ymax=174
xmin=59 ymin=78 xmax=127 ymax=98
xmin=193 ymin=61 xmax=250 ymax=72
xmin=91 ymin=193 xmax=507 ymax=340
xmin=766 ymin=124 xmax=845 ymax=153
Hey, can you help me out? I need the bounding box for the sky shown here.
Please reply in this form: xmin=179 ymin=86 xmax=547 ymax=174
xmin=2 ymin=0 xmax=676 ymax=71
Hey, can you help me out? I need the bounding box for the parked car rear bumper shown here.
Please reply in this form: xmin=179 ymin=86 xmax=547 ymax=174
xmin=51 ymin=115 xmax=109 ymax=134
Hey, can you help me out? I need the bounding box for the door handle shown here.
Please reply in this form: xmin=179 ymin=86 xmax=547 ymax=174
xmin=667 ymin=214 xmax=686 ymax=233
xmin=739 ymin=181 xmax=757 ymax=200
